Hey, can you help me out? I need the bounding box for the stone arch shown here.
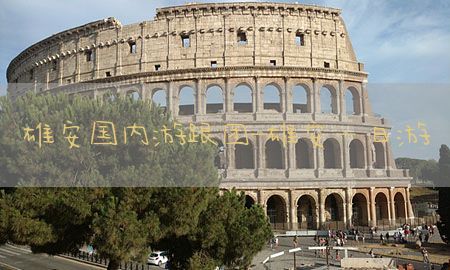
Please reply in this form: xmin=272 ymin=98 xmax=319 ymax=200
xmin=178 ymin=85 xmax=195 ymax=115
xmin=233 ymin=83 xmax=253 ymax=113
xmin=292 ymin=84 xmax=311 ymax=113
xmin=352 ymin=193 xmax=369 ymax=226
xmin=266 ymin=195 xmax=287 ymax=225
xmin=320 ymin=85 xmax=338 ymax=114
xmin=265 ymin=139 xmax=284 ymax=169
xmin=323 ymin=138 xmax=341 ymax=169
xmin=205 ymin=85 xmax=224 ymax=113
xmin=394 ymin=192 xmax=406 ymax=219
xmin=349 ymin=139 xmax=365 ymax=169
xmin=126 ymin=89 xmax=140 ymax=101
xmin=212 ymin=138 xmax=225 ymax=169
xmin=295 ymin=138 xmax=314 ymax=169
xmin=235 ymin=138 xmax=254 ymax=169
xmin=345 ymin=87 xmax=361 ymax=115
xmin=373 ymin=142 xmax=385 ymax=169
xmin=245 ymin=195 xmax=256 ymax=209
xmin=324 ymin=193 xmax=344 ymax=222
xmin=297 ymin=194 xmax=317 ymax=229
xmin=151 ymin=88 xmax=167 ymax=111
xmin=102 ymin=89 xmax=117 ymax=102
xmin=263 ymin=83 xmax=281 ymax=112
xmin=375 ymin=192 xmax=389 ymax=221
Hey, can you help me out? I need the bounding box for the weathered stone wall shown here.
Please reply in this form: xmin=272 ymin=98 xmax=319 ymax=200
xmin=7 ymin=2 xmax=361 ymax=91
xmin=6 ymin=2 xmax=413 ymax=229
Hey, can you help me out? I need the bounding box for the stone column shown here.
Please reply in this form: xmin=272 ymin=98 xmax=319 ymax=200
xmin=289 ymin=189 xmax=296 ymax=229
xmin=115 ymin=27 xmax=122 ymax=76
xmin=315 ymin=141 xmax=323 ymax=178
xmin=167 ymin=80 xmax=175 ymax=116
xmin=342 ymin=134 xmax=349 ymax=177
xmin=312 ymin=78 xmax=319 ymax=120
xmin=385 ymin=142 xmax=393 ymax=176
xmin=339 ymin=80 xmax=345 ymax=121
xmin=345 ymin=188 xmax=352 ymax=227
xmin=225 ymin=78 xmax=232 ymax=113
xmin=285 ymin=77 xmax=292 ymax=114
xmin=369 ymin=187 xmax=376 ymax=227
xmin=58 ymin=42 xmax=64 ymax=85
xmin=365 ymin=134 xmax=373 ymax=172
xmin=257 ymin=136 xmax=265 ymax=172
xmin=319 ymin=189 xmax=326 ymax=228
xmin=75 ymin=37 xmax=81 ymax=82
xmin=389 ymin=187 xmax=396 ymax=225
xmin=254 ymin=77 xmax=261 ymax=113
xmin=287 ymin=142 xmax=295 ymax=171
xmin=139 ymin=22 xmax=147 ymax=72
xmin=361 ymin=80 xmax=368 ymax=122
xmin=258 ymin=190 xmax=267 ymax=215
xmin=406 ymin=187 xmax=414 ymax=220
xmin=227 ymin=143 xmax=234 ymax=169
xmin=195 ymin=79 xmax=203 ymax=115
xmin=387 ymin=199 xmax=392 ymax=224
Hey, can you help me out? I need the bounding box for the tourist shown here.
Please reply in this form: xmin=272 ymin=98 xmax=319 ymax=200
xmin=293 ymin=235 xmax=298 ymax=247
xmin=421 ymin=247 xmax=430 ymax=264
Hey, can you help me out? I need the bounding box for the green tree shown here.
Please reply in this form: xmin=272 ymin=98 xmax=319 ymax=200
xmin=438 ymin=144 xmax=450 ymax=244
xmin=0 ymin=93 xmax=272 ymax=269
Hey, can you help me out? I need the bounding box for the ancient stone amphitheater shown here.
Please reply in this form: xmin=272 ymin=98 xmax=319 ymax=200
xmin=7 ymin=2 xmax=413 ymax=230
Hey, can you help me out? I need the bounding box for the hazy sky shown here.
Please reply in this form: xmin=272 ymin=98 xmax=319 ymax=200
xmin=0 ymin=0 xmax=449 ymax=160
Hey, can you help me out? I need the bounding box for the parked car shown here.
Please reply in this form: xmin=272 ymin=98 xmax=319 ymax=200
xmin=147 ymin=251 xmax=169 ymax=266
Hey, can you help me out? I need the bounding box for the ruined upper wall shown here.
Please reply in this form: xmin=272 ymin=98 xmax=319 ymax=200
xmin=7 ymin=2 xmax=362 ymax=87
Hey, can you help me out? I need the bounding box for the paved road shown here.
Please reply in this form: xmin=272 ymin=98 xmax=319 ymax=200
xmin=0 ymin=244 xmax=169 ymax=270
xmin=252 ymin=236 xmax=443 ymax=270
xmin=0 ymin=244 xmax=101 ymax=270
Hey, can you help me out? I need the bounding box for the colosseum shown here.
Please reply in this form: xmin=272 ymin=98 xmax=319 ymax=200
xmin=7 ymin=2 xmax=413 ymax=230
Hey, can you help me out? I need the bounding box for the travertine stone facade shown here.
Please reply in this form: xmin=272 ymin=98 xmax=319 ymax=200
xmin=7 ymin=2 xmax=413 ymax=230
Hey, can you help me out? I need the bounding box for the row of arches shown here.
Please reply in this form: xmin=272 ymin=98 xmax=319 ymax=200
xmin=123 ymin=82 xmax=362 ymax=116
xmin=232 ymin=137 xmax=386 ymax=170
xmin=244 ymin=191 xmax=407 ymax=229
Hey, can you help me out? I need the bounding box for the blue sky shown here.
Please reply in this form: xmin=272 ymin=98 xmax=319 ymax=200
xmin=0 ymin=0 xmax=449 ymax=160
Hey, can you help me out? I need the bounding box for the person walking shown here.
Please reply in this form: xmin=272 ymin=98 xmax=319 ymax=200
xmin=293 ymin=235 xmax=298 ymax=247
xmin=422 ymin=247 xmax=430 ymax=264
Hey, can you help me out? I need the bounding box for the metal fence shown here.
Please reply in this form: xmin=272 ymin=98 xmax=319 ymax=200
xmin=62 ymin=250 xmax=155 ymax=270
xmin=270 ymin=215 xmax=439 ymax=233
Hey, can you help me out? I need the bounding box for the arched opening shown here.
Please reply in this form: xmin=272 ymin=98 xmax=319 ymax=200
xmin=297 ymin=195 xmax=317 ymax=229
xmin=263 ymin=84 xmax=281 ymax=112
xmin=349 ymin=139 xmax=365 ymax=169
xmin=295 ymin=138 xmax=313 ymax=168
xmin=324 ymin=193 xmax=344 ymax=222
xmin=352 ymin=193 xmax=369 ymax=226
xmin=345 ymin=87 xmax=361 ymax=115
xmin=127 ymin=90 xmax=140 ymax=101
xmin=245 ymin=195 xmax=255 ymax=209
xmin=212 ymin=139 xmax=225 ymax=169
xmin=375 ymin=193 xmax=389 ymax=222
xmin=178 ymin=86 xmax=195 ymax=115
xmin=206 ymin=85 xmax=224 ymax=113
xmin=233 ymin=84 xmax=253 ymax=113
xmin=394 ymin=193 xmax=406 ymax=219
xmin=292 ymin=84 xmax=310 ymax=113
xmin=320 ymin=86 xmax=338 ymax=114
xmin=152 ymin=89 xmax=167 ymax=112
xmin=265 ymin=140 xmax=284 ymax=169
xmin=235 ymin=139 xmax=254 ymax=169
xmin=323 ymin=138 xmax=341 ymax=169
xmin=373 ymin=142 xmax=385 ymax=169
xmin=267 ymin=195 xmax=287 ymax=226
xmin=103 ymin=90 xmax=117 ymax=102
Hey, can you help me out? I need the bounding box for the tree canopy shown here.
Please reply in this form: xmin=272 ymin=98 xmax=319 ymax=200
xmin=0 ymin=93 xmax=272 ymax=269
